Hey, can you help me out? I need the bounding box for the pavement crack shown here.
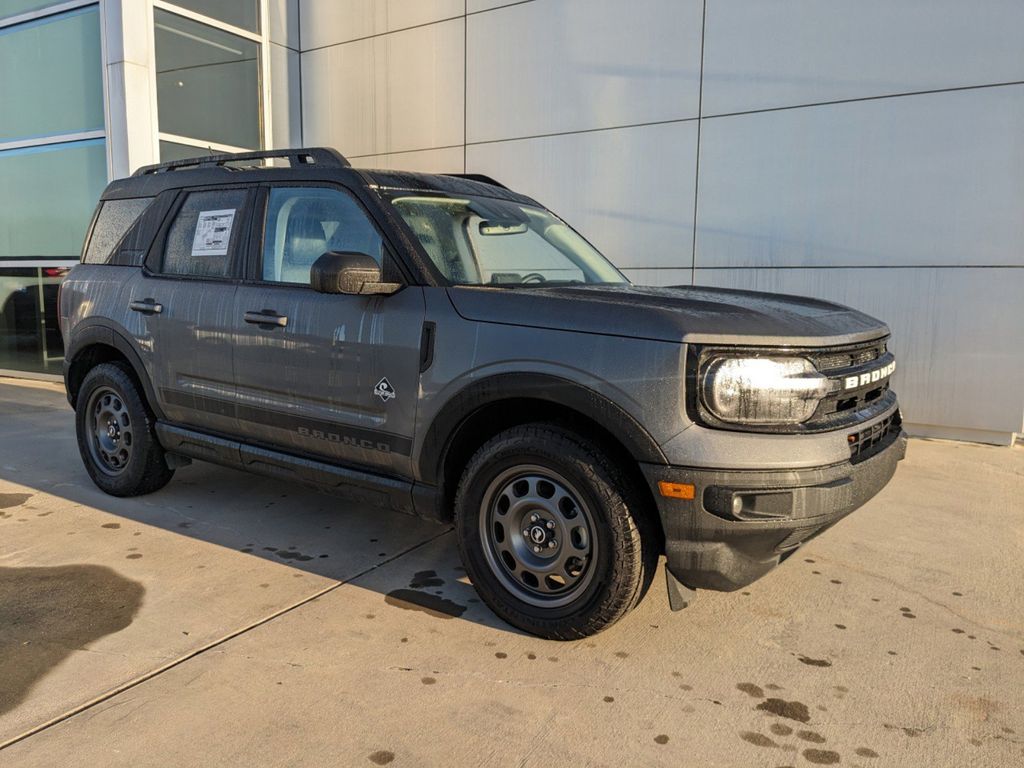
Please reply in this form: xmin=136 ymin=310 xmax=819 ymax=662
xmin=0 ymin=525 xmax=454 ymax=753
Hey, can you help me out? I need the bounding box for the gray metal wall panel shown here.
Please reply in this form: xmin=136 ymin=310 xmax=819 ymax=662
xmin=467 ymin=122 xmax=698 ymax=271
xmin=702 ymin=0 xmax=1024 ymax=116
xmin=466 ymin=0 xmax=703 ymax=142
xmin=299 ymin=18 xmax=465 ymax=156
xmin=695 ymin=85 xmax=1024 ymax=269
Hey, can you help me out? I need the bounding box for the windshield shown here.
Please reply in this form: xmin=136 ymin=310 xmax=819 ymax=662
xmin=387 ymin=194 xmax=628 ymax=286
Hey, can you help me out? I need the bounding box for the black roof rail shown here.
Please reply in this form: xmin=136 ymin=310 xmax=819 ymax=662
xmin=132 ymin=147 xmax=350 ymax=176
xmin=443 ymin=173 xmax=508 ymax=189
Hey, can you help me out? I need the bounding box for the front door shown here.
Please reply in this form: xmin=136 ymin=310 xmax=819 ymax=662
xmin=230 ymin=184 xmax=424 ymax=476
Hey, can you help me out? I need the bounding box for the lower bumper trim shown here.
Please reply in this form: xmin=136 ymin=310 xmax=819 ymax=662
xmin=643 ymin=432 xmax=907 ymax=591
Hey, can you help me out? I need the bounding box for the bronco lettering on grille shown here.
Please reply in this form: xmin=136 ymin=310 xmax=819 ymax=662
xmin=843 ymin=360 xmax=896 ymax=390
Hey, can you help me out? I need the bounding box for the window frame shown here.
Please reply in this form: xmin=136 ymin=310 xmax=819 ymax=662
xmin=143 ymin=182 xmax=256 ymax=283
xmin=243 ymin=181 xmax=405 ymax=290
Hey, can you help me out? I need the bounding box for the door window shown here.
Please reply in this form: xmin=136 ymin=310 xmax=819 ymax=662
xmin=261 ymin=187 xmax=383 ymax=284
xmin=160 ymin=188 xmax=247 ymax=278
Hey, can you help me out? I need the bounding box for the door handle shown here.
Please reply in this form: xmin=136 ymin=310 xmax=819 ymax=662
xmin=244 ymin=310 xmax=288 ymax=328
xmin=129 ymin=298 xmax=163 ymax=315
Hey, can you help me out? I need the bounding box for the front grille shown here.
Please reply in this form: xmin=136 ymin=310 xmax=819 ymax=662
xmin=849 ymin=410 xmax=903 ymax=463
xmin=812 ymin=340 xmax=885 ymax=373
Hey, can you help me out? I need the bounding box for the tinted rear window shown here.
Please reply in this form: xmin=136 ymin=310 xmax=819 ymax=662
xmin=160 ymin=188 xmax=247 ymax=278
xmin=83 ymin=198 xmax=153 ymax=264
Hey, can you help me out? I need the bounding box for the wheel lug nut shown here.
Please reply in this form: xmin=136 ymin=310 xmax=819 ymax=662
xmin=548 ymin=540 xmax=557 ymax=549
xmin=546 ymin=521 xmax=555 ymax=529
xmin=530 ymin=514 xmax=539 ymax=523
xmin=533 ymin=546 xmax=541 ymax=553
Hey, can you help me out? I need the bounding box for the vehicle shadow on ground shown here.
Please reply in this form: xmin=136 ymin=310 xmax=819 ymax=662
xmin=0 ymin=381 xmax=524 ymax=637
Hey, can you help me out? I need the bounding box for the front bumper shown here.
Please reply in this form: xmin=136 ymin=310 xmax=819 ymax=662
xmin=641 ymin=430 xmax=907 ymax=593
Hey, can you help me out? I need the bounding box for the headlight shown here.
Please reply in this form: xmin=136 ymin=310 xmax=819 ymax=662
xmin=700 ymin=356 xmax=830 ymax=425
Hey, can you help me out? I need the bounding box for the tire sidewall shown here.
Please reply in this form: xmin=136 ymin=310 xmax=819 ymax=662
xmin=75 ymin=364 xmax=160 ymax=495
xmin=456 ymin=429 xmax=637 ymax=628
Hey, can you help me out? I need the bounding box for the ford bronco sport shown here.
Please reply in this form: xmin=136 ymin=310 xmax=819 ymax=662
xmin=61 ymin=148 xmax=906 ymax=639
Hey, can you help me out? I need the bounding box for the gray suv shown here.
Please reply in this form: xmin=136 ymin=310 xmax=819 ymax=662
xmin=61 ymin=148 xmax=906 ymax=639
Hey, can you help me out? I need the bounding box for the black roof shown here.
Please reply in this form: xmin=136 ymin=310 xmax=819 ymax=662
xmin=100 ymin=147 xmax=534 ymax=205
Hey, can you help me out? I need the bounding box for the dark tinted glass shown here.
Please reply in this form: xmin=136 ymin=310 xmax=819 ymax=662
xmin=83 ymin=198 xmax=152 ymax=264
xmin=154 ymin=9 xmax=261 ymax=150
xmin=262 ymin=187 xmax=383 ymax=284
xmin=161 ymin=189 xmax=246 ymax=278
xmin=167 ymin=0 xmax=260 ymax=33
xmin=0 ymin=267 xmax=66 ymax=374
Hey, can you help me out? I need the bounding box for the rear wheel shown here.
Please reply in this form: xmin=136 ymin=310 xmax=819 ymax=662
xmin=455 ymin=423 xmax=656 ymax=640
xmin=75 ymin=362 xmax=174 ymax=496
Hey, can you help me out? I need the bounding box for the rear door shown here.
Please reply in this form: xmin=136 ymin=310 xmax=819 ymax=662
xmin=230 ymin=182 xmax=425 ymax=476
xmin=132 ymin=185 xmax=253 ymax=435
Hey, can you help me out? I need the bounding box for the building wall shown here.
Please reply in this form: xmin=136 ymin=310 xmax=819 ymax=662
xmin=0 ymin=2 xmax=108 ymax=376
xmin=296 ymin=0 xmax=1024 ymax=444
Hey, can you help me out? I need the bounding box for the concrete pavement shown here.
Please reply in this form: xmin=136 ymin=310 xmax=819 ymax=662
xmin=0 ymin=377 xmax=1021 ymax=767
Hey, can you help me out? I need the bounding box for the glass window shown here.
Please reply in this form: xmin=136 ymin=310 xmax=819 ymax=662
xmin=83 ymin=198 xmax=153 ymax=264
xmin=154 ymin=8 xmax=261 ymax=150
xmin=0 ymin=0 xmax=61 ymax=22
xmin=0 ymin=139 xmax=108 ymax=260
xmin=0 ymin=266 xmax=67 ymax=374
xmin=388 ymin=195 xmax=626 ymax=286
xmin=262 ymin=187 xmax=383 ymax=284
xmin=166 ymin=0 xmax=260 ymax=33
xmin=161 ymin=189 xmax=246 ymax=278
xmin=0 ymin=7 xmax=104 ymax=143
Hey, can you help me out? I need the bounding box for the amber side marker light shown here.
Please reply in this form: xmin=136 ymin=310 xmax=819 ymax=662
xmin=658 ymin=481 xmax=695 ymax=500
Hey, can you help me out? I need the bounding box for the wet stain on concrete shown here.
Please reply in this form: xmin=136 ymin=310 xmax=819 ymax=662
xmin=739 ymin=731 xmax=777 ymax=748
xmin=884 ymin=723 xmax=926 ymax=737
xmin=0 ymin=565 xmax=144 ymax=716
xmin=495 ymin=652 xmax=507 ymax=659
xmin=126 ymin=553 xmax=143 ymax=560
xmin=421 ymin=677 xmax=436 ymax=685
xmin=384 ymin=589 xmax=466 ymax=619
xmin=737 ymin=683 xmax=764 ymax=698
xmin=757 ymin=698 xmax=811 ymax=723
xmin=275 ymin=549 xmax=315 ymax=562
xmin=101 ymin=523 xmax=121 ymax=529
xmin=653 ymin=734 xmax=669 ymax=745
xmin=0 ymin=492 xmax=32 ymax=509
xmin=856 ymin=747 xmax=880 ymax=758
xmin=367 ymin=750 xmax=395 ymax=765
xmin=603 ymin=696 xmax=614 ymax=703
xmin=797 ymin=730 xmax=826 ymax=744
xmin=614 ymin=651 xmax=629 ymax=659
xmin=770 ymin=723 xmax=793 ymax=737
xmin=802 ymin=748 xmax=840 ymax=764
xmin=765 ymin=683 xmax=784 ymax=691
xmin=797 ymin=656 xmax=832 ymax=668
xmin=408 ymin=570 xmax=444 ymax=589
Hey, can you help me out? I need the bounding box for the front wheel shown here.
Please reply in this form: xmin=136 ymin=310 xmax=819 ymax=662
xmin=75 ymin=362 xmax=174 ymax=497
xmin=454 ymin=424 xmax=657 ymax=640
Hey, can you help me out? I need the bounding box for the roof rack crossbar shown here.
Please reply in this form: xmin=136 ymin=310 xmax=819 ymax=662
xmin=133 ymin=147 xmax=350 ymax=176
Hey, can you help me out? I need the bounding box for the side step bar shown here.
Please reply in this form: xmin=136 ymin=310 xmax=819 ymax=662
xmin=155 ymin=423 xmax=443 ymax=520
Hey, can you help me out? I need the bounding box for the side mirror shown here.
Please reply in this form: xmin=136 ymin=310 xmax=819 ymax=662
xmin=310 ymin=251 xmax=401 ymax=296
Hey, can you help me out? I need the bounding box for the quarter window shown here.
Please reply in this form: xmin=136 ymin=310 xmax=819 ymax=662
xmin=161 ymin=189 xmax=246 ymax=278
xmin=261 ymin=187 xmax=383 ymax=285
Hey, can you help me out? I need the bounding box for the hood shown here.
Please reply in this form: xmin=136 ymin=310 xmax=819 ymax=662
xmin=446 ymin=284 xmax=889 ymax=346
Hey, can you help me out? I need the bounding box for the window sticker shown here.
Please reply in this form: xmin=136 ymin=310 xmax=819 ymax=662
xmin=191 ymin=209 xmax=236 ymax=256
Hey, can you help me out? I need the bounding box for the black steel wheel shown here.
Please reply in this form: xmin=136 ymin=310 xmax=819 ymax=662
xmin=75 ymin=362 xmax=174 ymax=497
xmin=479 ymin=465 xmax=598 ymax=608
xmin=455 ymin=423 xmax=657 ymax=640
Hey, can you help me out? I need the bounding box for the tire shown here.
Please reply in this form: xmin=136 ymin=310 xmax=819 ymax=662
xmin=75 ymin=362 xmax=174 ymax=497
xmin=454 ymin=423 xmax=657 ymax=640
